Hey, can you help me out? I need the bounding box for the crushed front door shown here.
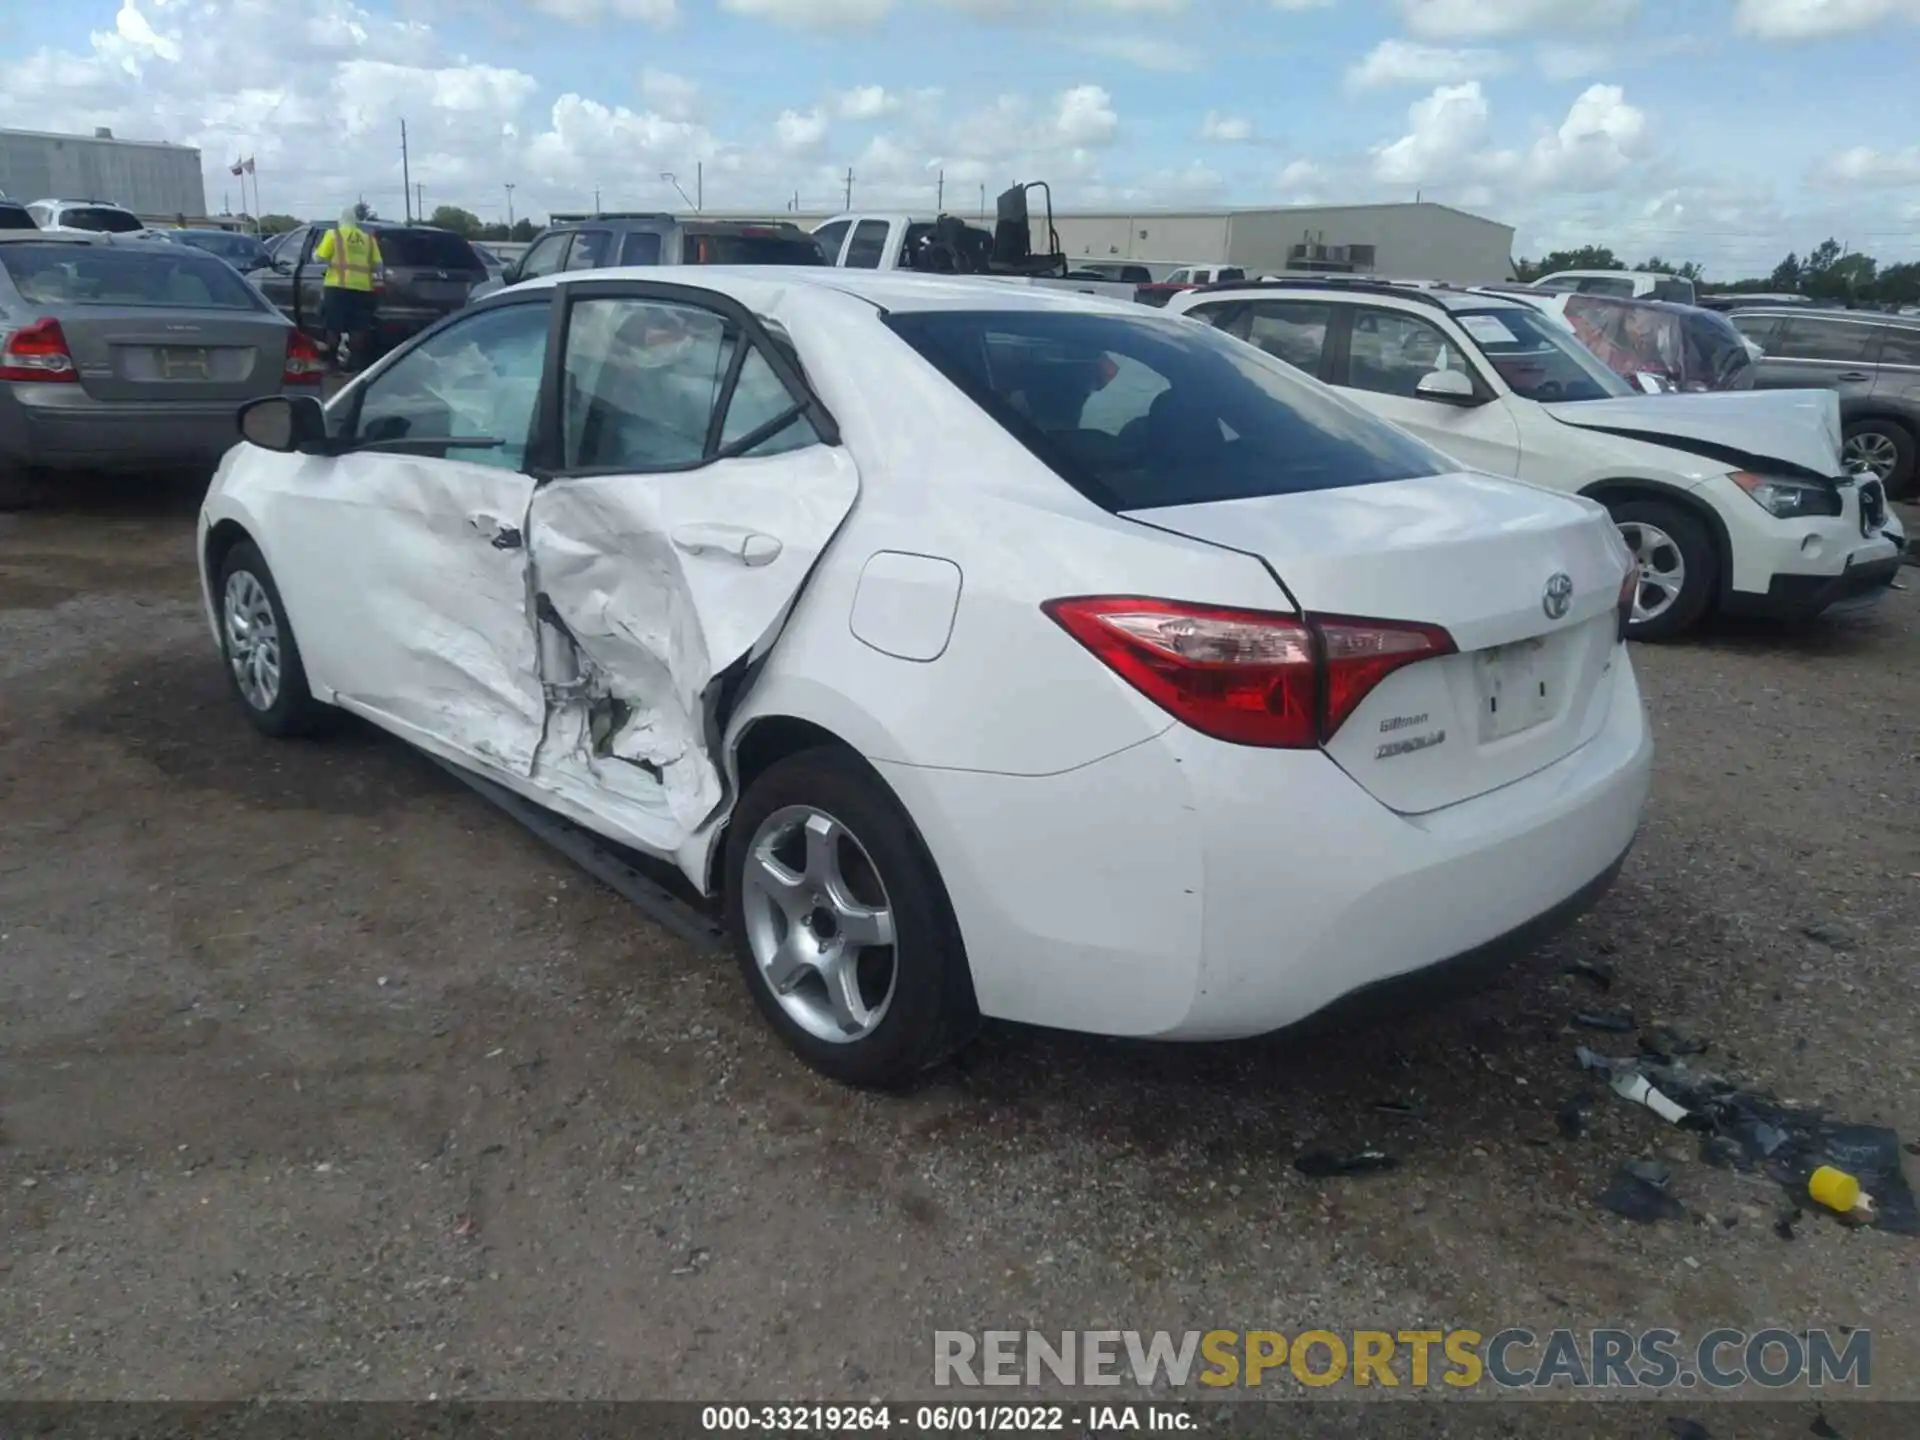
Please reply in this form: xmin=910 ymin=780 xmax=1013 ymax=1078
xmin=521 ymin=283 xmax=859 ymax=856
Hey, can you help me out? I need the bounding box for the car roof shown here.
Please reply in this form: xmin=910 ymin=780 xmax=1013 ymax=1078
xmin=501 ymin=264 xmax=1149 ymax=315
xmin=1730 ymin=306 xmax=1919 ymax=326
xmin=0 ymin=231 xmax=110 ymax=246
xmin=1179 ymin=277 xmax=1531 ymax=314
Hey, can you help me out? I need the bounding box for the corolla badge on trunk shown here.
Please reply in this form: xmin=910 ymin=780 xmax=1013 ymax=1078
xmin=1543 ymin=572 xmax=1574 ymax=620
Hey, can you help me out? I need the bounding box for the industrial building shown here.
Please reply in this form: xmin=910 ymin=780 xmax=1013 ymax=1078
xmin=688 ymin=199 xmax=1513 ymax=283
xmin=0 ymin=126 xmax=207 ymax=223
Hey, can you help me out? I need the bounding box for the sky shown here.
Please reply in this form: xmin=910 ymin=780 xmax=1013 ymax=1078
xmin=2 ymin=0 xmax=1918 ymax=277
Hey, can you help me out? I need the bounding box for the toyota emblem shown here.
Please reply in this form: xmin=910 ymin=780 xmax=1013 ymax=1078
xmin=1542 ymin=572 xmax=1574 ymax=620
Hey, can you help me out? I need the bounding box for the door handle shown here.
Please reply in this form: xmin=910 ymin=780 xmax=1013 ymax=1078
xmin=671 ymin=523 xmax=783 ymax=567
xmin=1835 ymin=372 xmax=1871 ymax=383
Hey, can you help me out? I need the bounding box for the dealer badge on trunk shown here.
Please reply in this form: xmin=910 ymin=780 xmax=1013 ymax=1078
xmin=1542 ymin=572 xmax=1574 ymax=621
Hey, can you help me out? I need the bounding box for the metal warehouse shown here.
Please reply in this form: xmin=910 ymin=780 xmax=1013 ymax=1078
xmin=1048 ymin=202 xmax=1516 ymax=284
xmin=0 ymin=126 xmax=207 ymax=222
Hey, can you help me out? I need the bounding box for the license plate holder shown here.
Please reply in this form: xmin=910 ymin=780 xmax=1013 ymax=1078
xmin=1476 ymin=637 xmax=1554 ymax=743
xmin=156 ymin=346 xmax=211 ymax=380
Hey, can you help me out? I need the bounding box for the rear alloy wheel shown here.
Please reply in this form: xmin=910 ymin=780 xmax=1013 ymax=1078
xmin=725 ymin=746 xmax=977 ymax=1088
xmin=217 ymin=540 xmax=330 ymax=738
xmin=1842 ymin=420 xmax=1915 ymax=500
xmin=1609 ymin=499 xmax=1716 ymax=641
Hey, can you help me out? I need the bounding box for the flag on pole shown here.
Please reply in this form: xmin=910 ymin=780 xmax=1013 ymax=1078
xmin=229 ymin=159 xmax=244 ymax=176
xmin=242 ymin=158 xmax=256 ymax=175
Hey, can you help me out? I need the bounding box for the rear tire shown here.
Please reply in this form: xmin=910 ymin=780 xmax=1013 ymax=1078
xmin=1843 ymin=419 xmax=1915 ymax=500
xmin=724 ymin=746 xmax=979 ymax=1089
xmin=1608 ymin=499 xmax=1716 ymax=641
xmin=216 ymin=540 xmax=331 ymax=738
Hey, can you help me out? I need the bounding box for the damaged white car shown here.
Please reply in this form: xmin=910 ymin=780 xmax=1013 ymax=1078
xmin=200 ymin=269 xmax=1652 ymax=1087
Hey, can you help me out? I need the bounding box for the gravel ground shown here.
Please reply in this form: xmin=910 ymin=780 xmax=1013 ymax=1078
xmin=1 ymin=482 xmax=1916 ymax=1428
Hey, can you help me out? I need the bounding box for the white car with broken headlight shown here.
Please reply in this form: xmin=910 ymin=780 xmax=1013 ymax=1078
xmin=199 ymin=268 xmax=1652 ymax=1087
xmin=1168 ymin=280 xmax=1905 ymax=640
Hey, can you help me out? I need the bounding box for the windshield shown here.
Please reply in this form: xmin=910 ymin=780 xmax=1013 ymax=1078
xmin=0 ymin=244 xmax=267 ymax=310
xmin=57 ymin=207 xmax=144 ymax=234
xmin=683 ymin=232 xmax=826 ymax=265
xmin=884 ymin=308 xmax=1448 ymax=511
xmin=1454 ymin=306 xmax=1634 ymax=403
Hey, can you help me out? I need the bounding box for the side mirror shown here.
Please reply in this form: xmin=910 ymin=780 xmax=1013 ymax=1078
xmin=238 ymin=394 xmax=329 ymax=454
xmin=1414 ymin=368 xmax=1479 ymax=405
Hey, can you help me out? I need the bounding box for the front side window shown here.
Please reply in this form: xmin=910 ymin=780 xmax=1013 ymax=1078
xmin=1773 ymin=318 xmax=1881 ymax=364
xmin=1242 ymin=301 xmax=1333 ymax=375
xmin=1453 ymin=306 xmax=1633 ymax=403
xmin=842 ymin=220 xmax=890 ymax=269
xmin=1346 ymin=307 xmax=1475 ymax=399
xmin=811 ymin=221 xmax=850 ymax=264
xmin=519 ymin=232 xmax=572 ymax=280
xmin=351 ymin=301 xmax=550 ymax=469
xmin=883 ymin=308 xmax=1447 ymax=512
xmin=0 ymin=244 xmax=268 ymax=311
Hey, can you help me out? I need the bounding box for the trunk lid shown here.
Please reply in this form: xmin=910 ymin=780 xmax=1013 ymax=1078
xmin=1544 ymin=389 xmax=1842 ymax=479
xmin=1127 ymin=472 xmax=1630 ymax=814
xmin=62 ymin=310 xmax=295 ymax=404
xmin=385 ymin=265 xmax=483 ymax=309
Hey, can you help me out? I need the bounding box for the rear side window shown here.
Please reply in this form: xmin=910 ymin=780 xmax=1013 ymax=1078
xmin=567 ymin=230 xmax=612 ymax=270
xmin=619 ymin=230 xmax=664 ymax=266
xmin=379 ymin=229 xmax=484 ymax=270
xmin=0 ymin=244 xmax=265 ymax=310
xmin=682 ymin=230 xmax=826 ymax=265
xmin=1773 ymin=318 xmax=1880 ymax=364
xmin=1575 ymin=275 xmax=1637 ymax=298
xmin=811 ymin=221 xmax=850 ymax=264
xmin=1729 ymin=313 xmax=1780 ymax=347
xmin=1652 ymin=278 xmax=1695 ymax=304
xmin=57 ymin=207 xmax=143 ymax=234
xmin=1245 ymin=301 xmax=1333 ymax=375
xmin=882 ymin=308 xmax=1445 ymax=512
xmin=843 ymin=220 xmax=889 ymax=269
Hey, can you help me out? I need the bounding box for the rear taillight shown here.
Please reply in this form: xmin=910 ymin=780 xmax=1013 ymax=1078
xmin=1616 ymin=564 xmax=1639 ymax=642
xmin=283 ymin=330 xmax=326 ymax=384
xmin=1043 ymin=596 xmax=1455 ymax=749
xmin=0 ymin=318 xmax=77 ymax=383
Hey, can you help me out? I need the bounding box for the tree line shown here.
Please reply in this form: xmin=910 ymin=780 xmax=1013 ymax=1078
xmin=251 ymin=206 xmax=542 ymax=243
xmin=1513 ymin=240 xmax=1920 ymax=307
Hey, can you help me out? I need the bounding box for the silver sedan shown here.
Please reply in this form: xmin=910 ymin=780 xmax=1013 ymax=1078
xmin=0 ymin=232 xmax=323 ymax=508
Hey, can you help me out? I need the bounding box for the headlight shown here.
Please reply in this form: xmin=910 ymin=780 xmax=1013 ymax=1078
xmin=1729 ymin=471 xmax=1842 ymax=519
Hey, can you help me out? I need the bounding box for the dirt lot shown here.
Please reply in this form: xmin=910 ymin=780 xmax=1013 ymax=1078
xmin=1 ymin=482 xmax=1916 ymax=1424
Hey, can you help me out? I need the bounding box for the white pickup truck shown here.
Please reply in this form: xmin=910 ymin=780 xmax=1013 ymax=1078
xmin=808 ymin=203 xmax=1140 ymax=304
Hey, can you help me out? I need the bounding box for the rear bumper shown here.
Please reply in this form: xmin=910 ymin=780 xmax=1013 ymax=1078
xmin=0 ymin=387 xmax=303 ymax=472
xmin=879 ymin=652 xmax=1653 ymax=1040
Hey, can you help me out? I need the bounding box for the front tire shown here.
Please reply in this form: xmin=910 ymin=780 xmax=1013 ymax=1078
xmin=1843 ymin=419 xmax=1915 ymax=500
xmin=724 ymin=746 xmax=978 ymax=1089
xmin=1609 ymin=499 xmax=1716 ymax=641
xmin=216 ymin=540 xmax=330 ymax=737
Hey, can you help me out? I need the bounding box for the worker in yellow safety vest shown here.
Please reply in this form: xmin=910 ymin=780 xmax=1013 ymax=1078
xmin=313 ymin=205 xmax=384 ymax=372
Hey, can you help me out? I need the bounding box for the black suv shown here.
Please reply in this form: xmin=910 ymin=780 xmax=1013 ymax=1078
xmin=472 ymin=214 xmax=825 ymax=299
xmin=246 ymin=222 xmax=488 ymax=361
xmin=1730 ymin=307 xmax=1920 ymax=497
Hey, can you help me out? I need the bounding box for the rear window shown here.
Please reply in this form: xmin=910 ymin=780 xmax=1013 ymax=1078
xmin=682 ymin=230 xmax=826 ymax=265
xmin=0 ymin=203 xmax=34 ymax=229
xmin=882 ymin=309 xmax=1446 ymax=512
xmin=374 ymin=229 xmax=484 ymax=270
xmin=0 ymin=244 xmax=266 ymax=310
xmin=172 ymin=230 xmax=268 ymax=265
xmin=1652 ymin=277 xmax=1696 ymax=305
xmin=57 ymin=207 xmax=144 ymax=234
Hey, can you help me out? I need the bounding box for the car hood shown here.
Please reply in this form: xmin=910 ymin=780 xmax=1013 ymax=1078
xmin=1543 ymin=389 xmax=1843 ymax=481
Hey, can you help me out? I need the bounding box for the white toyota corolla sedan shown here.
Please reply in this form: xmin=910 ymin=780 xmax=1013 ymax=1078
xmin=199 ymin=267 xmax=1653 ymax=1087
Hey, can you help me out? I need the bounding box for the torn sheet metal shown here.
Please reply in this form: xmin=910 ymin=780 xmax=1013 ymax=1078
xmin=525 ymin=443 xmax=860 ymax=841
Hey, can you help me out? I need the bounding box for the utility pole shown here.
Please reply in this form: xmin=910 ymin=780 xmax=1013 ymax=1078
xmin=400 ymin=119 xmax=412 ymax=224
xmin=696 ymin=161 xmax=703 ymax=212
xmin=594 ymin=187 xmax=601 ymax=213
xmin=937 ymin=168 xmax=944 ymax=211
xmin=415 ymin=182 xmax=424 ymax=221
xmin=979 ymin=184 xmax=985 ymax=220
xmin=844 ymin=167 xmax=854 ymax=210
xmin=504 ymin=183 xmax=515 ymax=227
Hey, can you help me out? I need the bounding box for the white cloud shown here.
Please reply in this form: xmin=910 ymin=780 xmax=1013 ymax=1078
xmin=1278 ymin=159 xmax=1324 ymax=187
xmin=639 ymin=68 xmax=699 ymax=120
xmin=1053 ymin=84 xmax=1118 ymax=145
xmin=833 ymin=84 xmax=899 ymax=120
xmin=1398 ymin=0 xmax=1636 ymax=39
xmin=1821 ymin=145 xmax=1920 ymax=186
xmin=1371 ymin=81 xmax=1492 ymax=185
xmin=1076 ymin=34 xmax=1204 ymax=70
xmin=105 ymin=0 xmax=182 ymax=66
xmin=1271 ymin=0 xmax=1333 ymax=8
xmin=773 ymin=107 xmax=829 ymax=154
xmin=1533 ymin=42 xmax=1614 ymax=78
xmin=528 ymin=0 xmax=678 ymax=24
xmin=1733 ymin=0 xmax=1920 ymax=39
xmin=1517 ymin=82 xmax=1650 ymax=189
xmin=718 ymin=0 xmax=891 ymax=27
xmin=1346 ymin=38 xmax=1510 ymax=88
xmin=1200 ymin=111 xmax=1253 ymax=141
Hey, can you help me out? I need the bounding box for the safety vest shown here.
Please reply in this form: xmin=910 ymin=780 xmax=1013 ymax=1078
xmin=319 ymin=224 xmax=380 ymax=292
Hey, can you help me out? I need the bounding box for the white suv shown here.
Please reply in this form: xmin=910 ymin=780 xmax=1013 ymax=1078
xmin=1168 ymin=279 xmax=1904 ymax=639
xmin=27 ymin=199 xmax=150 ymax=236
